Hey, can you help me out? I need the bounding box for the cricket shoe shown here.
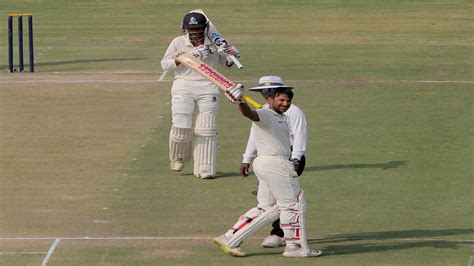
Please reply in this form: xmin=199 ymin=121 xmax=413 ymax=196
xmin=213 ymin=234 xmax=246 ymax=257
xmin=170 ymin=159 xmax=184 ymax=171
xmin=282 ymin=245 xmax=322 ymax=258
xmin=261 ymin=235 xmax=286 ymax=248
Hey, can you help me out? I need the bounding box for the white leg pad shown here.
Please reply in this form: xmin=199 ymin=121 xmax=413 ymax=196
xmin=169 ymin=126 xmax=193 ymax=162
xmin=227 ymin=205 xmax=280 ymax=247
xmin=280 ymin=190 xmax=310 ymax=253
xmin=193 ymin=112 xmax=217 ymax=178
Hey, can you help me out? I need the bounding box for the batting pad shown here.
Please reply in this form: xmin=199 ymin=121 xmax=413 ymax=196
xmin=169 ymin=126 xmax=193 ymax=162
xmin=280 ymin=190 xmax=310 ymax=253
xmin=193 ymin=112 xmax=217 ymax=178
xmin=227 ymin=205 xmax=280 ymax=247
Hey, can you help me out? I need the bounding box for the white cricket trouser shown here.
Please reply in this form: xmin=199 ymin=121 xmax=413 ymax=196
xmin=253 ymin=155 xmax=301 ymax=210
xmin=170 ymin=79 xmax=219 ymax=128
xmin=169 ymin=79 xmax=219 ymax=177
xmin=253 ymin=155 xmax=305 ymax=244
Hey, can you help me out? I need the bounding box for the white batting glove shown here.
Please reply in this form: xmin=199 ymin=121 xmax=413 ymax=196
xmin=218 ymin=44 xmax=240 ymax=58
xmin=225 ymin=84 xmax=244 ymax=104
xmin=191 ymin=45 xmax=212 ymax=60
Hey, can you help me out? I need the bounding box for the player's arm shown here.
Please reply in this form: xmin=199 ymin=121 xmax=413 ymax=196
xmin=224 ymin=84 xmax=260 ymax=121
xmin=216 ymin=49 xmax=234 ymax=68
xmin=161 ymin=38 xmax=181 ymax=69
xmin=290 ymin=111 xmax=308 ymax=161
xmin=242 ymin=129 xmax=257 ymax=163
xmin=240 ymin=129 xmax=257 ymax=177
xmin=239 ymin=101 xmax=259 ymax=121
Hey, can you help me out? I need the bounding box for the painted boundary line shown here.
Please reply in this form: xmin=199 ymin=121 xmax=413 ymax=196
xmin=1 ymin=236 xmax=472 ymax=242
xmin=0 ymin=80 xmax=473 ymax=84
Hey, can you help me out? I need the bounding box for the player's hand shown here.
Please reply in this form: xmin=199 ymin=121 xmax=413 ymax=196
xmin=191 ymin=45 xmax=212 ymax=60
xmin=293 ymin=163 xmax=300 ymax=174
xmin=225 ymin=57 xmax=234 ymax=67
xmin=225 ymin=84 xmax=244 ymax=104
xmin=240 ymin=163 xmax=250 ymax=177
xmin=218 ymin=44 xmax=240 ymax=58
xmin=291 ymin=158 xmax=301 ymax=173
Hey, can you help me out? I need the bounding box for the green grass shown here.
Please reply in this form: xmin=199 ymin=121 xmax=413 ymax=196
xmin=0 ymin=0 xmax=472 ymax=265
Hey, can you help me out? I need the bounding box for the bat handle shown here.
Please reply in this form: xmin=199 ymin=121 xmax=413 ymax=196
xmin=228 ymin=55 xmax=244 ymax=69
xmin=242 ymin=95 xmax=262 ymax=109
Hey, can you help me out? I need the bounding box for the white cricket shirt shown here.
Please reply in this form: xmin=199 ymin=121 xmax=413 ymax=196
xmin=243 ymin=104 xmax=307 ymax=163
xmin=161 ymin=35 xmax=228 ymax=81
xmin=252 ymin=107 xmax=292 ymax=158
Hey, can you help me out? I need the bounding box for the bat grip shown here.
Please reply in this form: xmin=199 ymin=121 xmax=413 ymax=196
xmin=228 ymin=55 xmax=244 ymax=69
xmin=242 ymin=95 xmax=262 ymax=109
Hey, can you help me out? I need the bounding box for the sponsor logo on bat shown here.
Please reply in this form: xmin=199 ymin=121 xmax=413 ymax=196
xmin=211 ymin=32 xmax=228 ymax=47
xmin=198 ymin=64 xmax=234 ymax=89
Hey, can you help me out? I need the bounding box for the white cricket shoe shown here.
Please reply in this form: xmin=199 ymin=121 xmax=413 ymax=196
xmin=170 ymin=159 xmax=184 ymax=171
xmin=282 ymin=245 xmax=322 ymax=257
xmin=213 ymin=234 xmax=246 ymax=257
xmin=261 ymin=235 xmax=286 ymax=248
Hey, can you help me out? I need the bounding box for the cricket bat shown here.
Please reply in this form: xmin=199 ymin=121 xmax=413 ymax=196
xmin=173 ymin=52 xmax=261 ymax=109
xmin=190 ymin=9 xmax=244 ymax=69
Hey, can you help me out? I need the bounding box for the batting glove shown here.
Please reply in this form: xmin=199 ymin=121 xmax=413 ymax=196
xmin=225 ymin=84 xmax=244 ymax=104
xmin=191 ymin=45 xmax=212 ymax=60
xmin=218 ymin=44 xmax=240 ymax=58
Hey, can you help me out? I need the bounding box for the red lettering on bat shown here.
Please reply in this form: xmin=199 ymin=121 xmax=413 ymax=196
xmin=198 ymin=64 xmax=234 ymax=89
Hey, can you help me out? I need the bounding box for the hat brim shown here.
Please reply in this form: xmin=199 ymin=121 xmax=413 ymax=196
xmin=248 ymin=85 xmax=293 ymax=92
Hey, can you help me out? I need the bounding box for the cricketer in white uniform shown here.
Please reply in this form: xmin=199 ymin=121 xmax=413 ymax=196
xmin=242 ymin=103 xmax=307 ymax=176
xmin=161 ymin=11 xmax=238 ymax=179
xmin=213 ymin=78 xmax=321 ymax=258
xmin=240 ymin=78 xmax=308 ymax=248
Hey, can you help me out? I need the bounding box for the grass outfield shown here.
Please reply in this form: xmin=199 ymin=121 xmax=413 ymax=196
xmin=1 ymin=1 xmax=472 ymax=265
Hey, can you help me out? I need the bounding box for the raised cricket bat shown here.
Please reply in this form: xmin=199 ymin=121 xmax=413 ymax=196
xmin=173 ymin=52 xmax=261 ymax=109
xmin=190 ymin=9 xmax=244 ymax=69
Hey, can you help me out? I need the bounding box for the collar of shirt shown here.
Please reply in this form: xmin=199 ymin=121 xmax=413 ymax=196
xmin=266 ymin=106 xmax=286 ymax=118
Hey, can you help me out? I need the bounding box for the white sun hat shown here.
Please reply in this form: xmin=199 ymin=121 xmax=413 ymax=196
xmin=248 ymin=76 xmax=293 ymax=92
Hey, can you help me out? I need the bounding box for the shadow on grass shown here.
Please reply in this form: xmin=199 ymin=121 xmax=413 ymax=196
xmin=213 ymin=160 xmax=408 ymax=179
xmin=306 ymin=160 xmax=408 ymax=172
xmin=308 ymin=229 xmax=474 ymax=256
xmin=231 ymin=229 xmax=473 ymax=257
xmin=319 ymin=240 xmax=466 ymax=256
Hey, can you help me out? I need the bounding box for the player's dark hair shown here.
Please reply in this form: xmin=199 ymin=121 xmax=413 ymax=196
xmin=266 ymin=87 xmax=293 ymax=99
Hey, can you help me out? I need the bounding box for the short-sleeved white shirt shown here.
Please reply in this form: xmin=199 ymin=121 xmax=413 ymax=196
xmin=243 ymin=104 xmax=307 ymax=163
xmin=252 ymin=108 xmax=292 ymax=158
xmin=160 ymin=35 xmax=227 ymax=81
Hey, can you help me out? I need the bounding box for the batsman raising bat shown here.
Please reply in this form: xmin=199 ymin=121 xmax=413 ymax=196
xmin=173 ymin=46 xmax=319 ymax=258
xmin=161 ymin=10 xmax=243 ymax=179
xmin=212 ymin=77 xmax=322 ymax=258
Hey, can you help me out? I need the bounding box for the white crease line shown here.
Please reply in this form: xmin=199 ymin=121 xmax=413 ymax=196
xmin=41 ymin=238 xmax=60 ymax=266
xmin=295 ymin=80 xmax=474 ymax=84
xmin=158 ymin=70 xmax=168 ymax=81
xmin=396 ymin=238 xmax=474 ymax=243
xmin=0 ymin=236 xmax=211 ymax=240
xmin=0 ymin=80 xmax=160 ymax=83
xmin=51 ymin=71 xmax=159 ymax=74
xmin=0 ymin=236 xmax=472 ymax=242
xmin=0 ymin=251 xmax=47 ymax=255
xmin=0 ymin=80 xmax=473 ymax=84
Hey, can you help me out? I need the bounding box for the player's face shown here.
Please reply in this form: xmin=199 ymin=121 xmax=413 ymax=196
xmin=186 ymin=27 xmax=206 ymax=46
xmin=269 ymin=93 xmax=292 ymax=114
